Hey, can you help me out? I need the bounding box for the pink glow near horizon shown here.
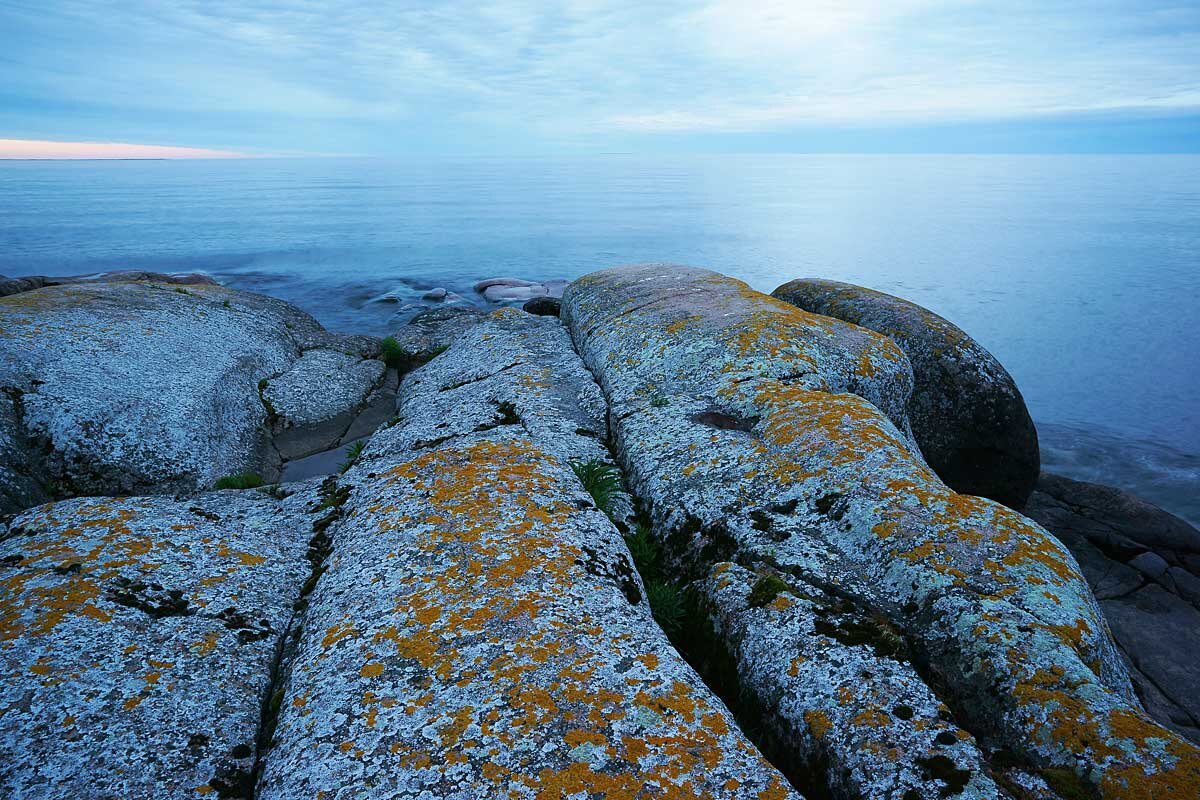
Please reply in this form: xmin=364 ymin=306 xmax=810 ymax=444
xmin=0 ymin=138 xmax=247 ymax=159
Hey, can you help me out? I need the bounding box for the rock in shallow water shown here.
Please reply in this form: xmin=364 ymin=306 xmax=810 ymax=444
xmin=773 ymin=278 xmax=1039 ymax=509
xmin=563 ymin=263 xmax=1200 ymax=799
xmin=1026 ymin=471 xmax=1200 ymax=744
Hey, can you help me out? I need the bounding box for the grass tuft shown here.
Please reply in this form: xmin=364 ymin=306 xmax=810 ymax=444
xmin=215 ymin=472 xmax=263 ymax=490
xmin=570 ymin=459 xmax=622 ymax=516
xmin=645 ymin=581 xmax=685 ymax=635
xmin=339 ymin=440 xmax=366 ymax=473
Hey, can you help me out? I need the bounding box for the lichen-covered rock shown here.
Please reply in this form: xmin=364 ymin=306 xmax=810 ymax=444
xmin=257 ymin=310 xmax=796 ymax=799
xmin=1026 ymin=472 xmax=1200 ymax=744
xmin=563 ymin=264 xmax=1200 ymax=799
xmin=263 ymin=349 xmax=388 ymax=460
xmin=0 ymin=280 xmax=381 ymax=504
xmin=387 ymin=305 xmax=487 ymax=364
xmin=699 ymin=562 xmax=1005 ymax=800
xmin=0 ymin=487 xmax=320 ymax=798
xmin=773 ymin=278 xmax=1039 ymax=508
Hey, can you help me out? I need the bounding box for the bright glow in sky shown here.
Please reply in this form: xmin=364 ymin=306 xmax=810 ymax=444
xmin=1 ymin=1 xmax=1197 ymax=155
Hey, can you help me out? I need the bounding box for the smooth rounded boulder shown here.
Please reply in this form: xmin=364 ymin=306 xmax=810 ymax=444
xmin=773 ymin=278 xmax=1039 ymax=508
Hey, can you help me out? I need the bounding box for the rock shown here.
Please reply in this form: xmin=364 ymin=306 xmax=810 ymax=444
xmin=475 ymin=277 xmax=570 ymax=304
xmin=563 ymin=263 xmax=1200 ymax=797
xmin=0 ymin=280 xmax=387 ymax=507
xmin=773 ymin=278 xmax=1039 ymax=508
xmin=1103 ymin=585 xmax=1200 ymax=744
xmin=387 ymin=305 xmax=488 ymax=363
xmin=0 ymin=270 xmax=217 ymax=298
xmin=0 ymin=393 xmax=46 ymax=515
xmin=262 ymin=349 xmax=388 ymax=460
xmin=699 ymin=562 xmax=1006 ymax=799
xmin=257 ymin=309 xmax=796 ymax=799
xmin=1025 ymin=471 xmax=1200 ymax=743
xmin=423 ymin=287 xmax=448 ymax=301
xmin=0 ymin=486 xmax=320 ymax=798
xmin=522 ymin=295 xmax=561 ymax=316
xmin=472 ymin=277 xmax=538 ymax=292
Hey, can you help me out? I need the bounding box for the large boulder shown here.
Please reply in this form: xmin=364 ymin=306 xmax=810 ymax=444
xmin=0 ymin=486 xmax=321 ymax=798
xmin=563 ymin=264 xmax=1200 ymax=799
xmin=773 ymin=278 xmax=1039 ymax=509
xmin=0 ymin=279 xmax=388 ymax=511
xmin=257 ymin=309 xmax=796 ymax=799
xmin=1025 ymin=472 xmax=1200 ymax=744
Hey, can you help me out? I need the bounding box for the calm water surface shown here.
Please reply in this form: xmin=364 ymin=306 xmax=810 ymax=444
xmin=1 ymin=155 xmax=1197 ymax=522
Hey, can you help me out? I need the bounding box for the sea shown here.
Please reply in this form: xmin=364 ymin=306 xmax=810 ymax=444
xmin=1 ymin=155 xmax=1197 ymax=524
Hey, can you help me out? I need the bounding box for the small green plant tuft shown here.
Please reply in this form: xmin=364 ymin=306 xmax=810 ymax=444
xmin=747 ymin=573 xmax=792 ymax=608
xmin=214 ymin=472 xmax=263 ymax=490
xmin=379 ymin=336 xmax=406 ymax=369
xmin=385 ymin=415 xmax=402 ymax=428
xmin=258 ymin=378 xmax=269 ymax=392
xmin=174 ymin=287 xmax=192 ymax=296
xmin=339 ymin=440 xmax=366 ymax=473
xmin=646 ymin=581 xmax=686 ymax=635
xmin=570 ymin=459 xmax=622 ymax=516
xmin=221 ymin=299 xmax=231 ymax=309
xmin=623 ymin=524 xmax=660 ymax=575
xmin=650 ymin=393 xmax=669 ymax=408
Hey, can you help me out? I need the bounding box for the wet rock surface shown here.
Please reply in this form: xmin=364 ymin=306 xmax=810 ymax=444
xmin=0 ymin=487 xmax=320 ymax=798
xmin=1025 ymin=471 xmax=1200 ymax=744
xmin=0 ymin=279 xmax=388 ymax=506
xmin=773 ymin=279 xmax=1039 ymax=509
xmin=257 ymin=310 xmax=795 ymax=799
xmin=563 ymin=264 xmax=1200 ymax=799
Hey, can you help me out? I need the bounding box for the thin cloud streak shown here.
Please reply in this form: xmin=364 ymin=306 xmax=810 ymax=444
xmin=0 ymin=139 xmax=247 ymax=160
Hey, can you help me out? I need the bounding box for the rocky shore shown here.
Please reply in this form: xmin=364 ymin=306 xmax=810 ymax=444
xmin=2 ymin=266 xmax=1198 ymax=799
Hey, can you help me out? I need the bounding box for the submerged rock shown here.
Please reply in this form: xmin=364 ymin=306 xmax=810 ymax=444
xmin=1026 ymin=471 xmax=1200 ymax=743
xmin=0 ymin=486 xmax=320 ymax=798
xmin=563 ymin=264 xmax=1200 ymax=799
xmin=257 ymin=309 xmax=795 ymax=799
xmin=773 ymin=278 xmax=1039 ymax=509
xmin=0 ymin=280 xmax=385 ymax=508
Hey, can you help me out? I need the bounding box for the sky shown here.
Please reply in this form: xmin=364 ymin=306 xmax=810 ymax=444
xmin=1 ymin=0 xmax=1198 ymax=157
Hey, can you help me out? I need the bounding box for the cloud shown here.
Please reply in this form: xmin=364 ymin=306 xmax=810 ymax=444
xmin=0 ymin=139 xmax=246 ymax=159
xmin=0 ymin=1 xmax=1196 ymax=152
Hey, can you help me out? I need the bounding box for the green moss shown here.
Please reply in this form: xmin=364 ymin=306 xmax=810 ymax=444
xmin=214 ymin=472 xmax=264 ymax=490
xmin=747 ymin=573 xmax=792 ymax=608
xmin=650 ymin=393 xmax=669 ymax=408
xmin=379 ymin=336 xmax=446 ymax=372
xmin=570 ymin=459 xmax=622 ymax=517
